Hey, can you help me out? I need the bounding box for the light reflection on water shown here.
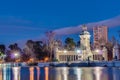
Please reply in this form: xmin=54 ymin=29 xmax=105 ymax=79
xmin=0 ymin=66 xmax=120 ymax=80
xmin=12 ymin=67 xmax=20 ymax=80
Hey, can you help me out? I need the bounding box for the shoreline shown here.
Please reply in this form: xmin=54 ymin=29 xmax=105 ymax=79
xmin=1 ymin=61 xmax=120 ymax=67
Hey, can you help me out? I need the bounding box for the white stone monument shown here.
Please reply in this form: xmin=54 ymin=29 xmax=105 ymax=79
xmin=79 ymin=25 xmax=93 ymax=60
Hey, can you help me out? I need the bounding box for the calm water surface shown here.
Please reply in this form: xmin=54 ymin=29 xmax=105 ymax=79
xmin=0 ymin=66 xmax=120 ymax=80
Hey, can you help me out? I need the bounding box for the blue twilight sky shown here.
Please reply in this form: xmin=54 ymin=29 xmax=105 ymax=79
xmin=0 ymin=0 xmax=120 ymax=46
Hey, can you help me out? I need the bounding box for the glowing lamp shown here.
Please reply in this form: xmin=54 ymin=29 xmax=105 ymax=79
xmin=44 ymin=57 xmax=49 ymax=61
xmin=14 ymin=53 xmax=18 ymax=57
xmin=76 ymin=50 xmax=81 ymax=53
xmin=64 ymin=50 xmax=67 ymax=53
xmin=95 ymin=49 xmax=99 ymax=53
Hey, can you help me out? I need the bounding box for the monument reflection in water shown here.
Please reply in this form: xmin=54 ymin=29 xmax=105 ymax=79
xmin=0 ymin=66 xmax=120 ymax=80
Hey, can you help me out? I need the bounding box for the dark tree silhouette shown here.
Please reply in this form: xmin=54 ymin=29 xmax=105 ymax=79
xmin=0 ymin=44 xmax=6 ymax=54
xmin=65 ymin=37 xmax=76 ymax=50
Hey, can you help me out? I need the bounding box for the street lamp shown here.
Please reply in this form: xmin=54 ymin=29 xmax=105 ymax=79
xmin=76 ymin=49 xmax=81 ymax=54
xmin=64 ymin=50 xmax=67 ymax=53
xmin=14 ymin=53 xmax=19 ymax=57
xmin=13 ymin=52 xmax=20 ymax=63
xmin=95 ymin=49 xmax=99 ymax=53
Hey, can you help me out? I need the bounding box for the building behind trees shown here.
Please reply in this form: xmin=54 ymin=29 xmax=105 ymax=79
xmin=93 ymin=26 xmax=108 ymax=48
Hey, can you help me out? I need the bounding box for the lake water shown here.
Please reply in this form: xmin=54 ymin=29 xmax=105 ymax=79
xmin=0 ymin=66 xmax=120 ymax=80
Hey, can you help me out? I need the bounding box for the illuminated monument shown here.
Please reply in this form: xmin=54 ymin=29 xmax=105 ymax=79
xmin=80 ymin=25 xmax=93 ymax=60
xmin=54 ymin=25 xmax=108 ymax=61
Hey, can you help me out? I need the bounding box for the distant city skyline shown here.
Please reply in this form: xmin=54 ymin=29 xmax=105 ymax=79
xmin=0 ymin=0 xmax=120 ymax=46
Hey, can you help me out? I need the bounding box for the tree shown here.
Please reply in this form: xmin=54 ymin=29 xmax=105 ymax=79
xmin=7 ymin=43 xmax=21 ymax=62
xmin=24 ymin=40 xmax=34 ymax=56
xmin=23 ymin=40 xmax=49 ymax=61
xmin=65 ymin=37 xmax=76 ymax=50
xmin=8 ymin=43 xmax=21 ymax=51
xmin=20 ymin=53 xmax=30 ymax=62
xmin=0 ymin=44 xmax=6 ymax=62
xmin=33 ymin=41 xmax=46 ymax=60
xmin=0 ymin=44 xmax=6 ymax=54
xmin=111 ymin=36 xmax=116 ymax=45
xmin=46 ymin=31 xmax=55 ymax=61
xmin=105 ymin=42 xmax=114 ymax=61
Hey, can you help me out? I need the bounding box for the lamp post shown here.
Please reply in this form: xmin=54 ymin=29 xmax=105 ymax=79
xmin=13 ymin=52 xmax=20 ymax=62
